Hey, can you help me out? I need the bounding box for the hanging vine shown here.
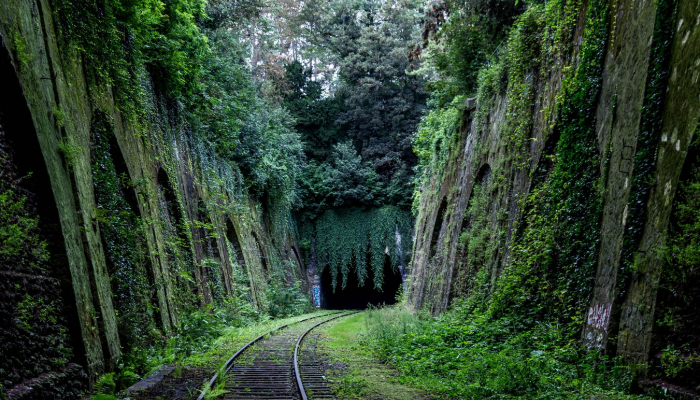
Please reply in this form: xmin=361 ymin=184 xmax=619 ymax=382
xmin=304 ymin=206 xmax=413 ymax=290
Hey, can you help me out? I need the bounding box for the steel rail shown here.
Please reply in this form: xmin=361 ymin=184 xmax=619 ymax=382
xmin=293 ymin=311 xmax=360 ymax=400
xmin=196 ymin=311 xmax=342 ymax=400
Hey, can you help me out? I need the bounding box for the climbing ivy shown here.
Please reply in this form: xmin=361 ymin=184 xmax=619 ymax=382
xmin=618 ymin=0 xmax=677 ymax=296
xmin=90 ymin=110 xmax=161 ymax=353
xmin=0 ymin=184 xmax=48 ymax=266
xmin=304 ymin=206 xmax=413 ymax=290
xmin=413 ymin=0 xmax=611 ymax=331
xmin=653 ymin=131 xmax=700 ymax=385
xmin=491 ymin=0 xmax=610 ymax=327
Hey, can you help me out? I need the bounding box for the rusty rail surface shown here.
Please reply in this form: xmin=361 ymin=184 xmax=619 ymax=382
xmin=294 ymin=312 xmax=359 ymax=400
xmin=196 ymin=311 xmax=342 ymax=400
xmin=197 ymin=311 xmax=357 ymax=400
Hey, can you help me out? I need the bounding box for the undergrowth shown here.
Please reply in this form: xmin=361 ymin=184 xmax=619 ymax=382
xmin=364 ymin=305 xmax=648 ymax=399
xmin=94 ymin=293 xmax=311 ymax=396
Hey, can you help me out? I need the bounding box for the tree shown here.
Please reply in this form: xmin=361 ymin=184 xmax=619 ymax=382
xmin=291 ymin=0 xmax=427 ymax=211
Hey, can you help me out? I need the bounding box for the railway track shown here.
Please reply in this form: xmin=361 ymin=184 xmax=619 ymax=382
xmin=197 ymin=311 xmax=357 ymax=400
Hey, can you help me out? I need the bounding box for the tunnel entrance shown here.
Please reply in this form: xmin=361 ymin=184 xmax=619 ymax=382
xmin=320 ymin=255 xmax=403 ymax=309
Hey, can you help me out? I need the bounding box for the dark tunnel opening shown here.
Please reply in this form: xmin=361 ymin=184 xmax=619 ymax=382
xmin=320 ymin=255 xmax=403 ymax=310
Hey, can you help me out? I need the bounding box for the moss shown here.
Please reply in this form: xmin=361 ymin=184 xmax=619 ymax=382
xmin=12 ymin=35 xmax=29 ymax=68
xmin=90 ymin=110 xmax=160 ymax=354
xmin=618 ymin=0 xmax=678 ymax=300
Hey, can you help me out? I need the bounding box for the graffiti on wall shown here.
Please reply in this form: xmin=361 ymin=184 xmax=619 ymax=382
xmin=313 ymin=285 xmax=320 ymax=308
xmin=587 ymin=302 xmax=612 ymax=333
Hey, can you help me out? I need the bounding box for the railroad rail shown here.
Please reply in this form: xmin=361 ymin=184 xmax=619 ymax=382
xmin=294 ymin=312 xmax=357 ymax=400
xmin=197 ymin=311 xmax=357 ymax=400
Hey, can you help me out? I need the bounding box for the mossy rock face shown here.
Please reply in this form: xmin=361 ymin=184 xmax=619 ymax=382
xmin=408 ymin=0 xmax=700 ymax=382
xmin=0 ymin=0 xmax=308 ymax=393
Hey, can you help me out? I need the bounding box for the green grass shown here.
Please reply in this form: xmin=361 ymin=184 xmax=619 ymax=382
xmin=181 ymin=310 xmax=334 ymax=369
xmin=318 ymin=312 xmax=432 ymax=400
xmin=323 ymin=313 xmax=366 ymax=349
xmin=363 ymin=305 xmax=649 ymax=399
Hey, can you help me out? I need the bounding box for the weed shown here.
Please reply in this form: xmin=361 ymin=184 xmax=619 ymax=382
xmin=364 ymin=305 xmax=643 ymax=399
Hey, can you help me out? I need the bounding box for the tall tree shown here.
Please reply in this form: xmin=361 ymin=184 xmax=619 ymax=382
xmin=292 ymin=0 xmax=427 ymax=210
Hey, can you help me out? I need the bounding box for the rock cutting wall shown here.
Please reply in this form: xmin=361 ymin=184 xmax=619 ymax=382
xmin=0 ymin=0 xmax=307 ymax=397
xmin=408 ymin=0 xmax=700 ymax=390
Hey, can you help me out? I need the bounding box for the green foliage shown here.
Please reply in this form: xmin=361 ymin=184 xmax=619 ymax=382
xmin=306 ymin=206 xmax=413 ymax=289
xmin=452 ymin=179 xmax=498 ymax=298
xmin=330 ymin=0 xmax=427 ymax=186
xmin=162 ymin=305 xmax=261 ymax=362
xmin=364 ymin=305 xmax=643 ymax=399
xmin=53 ymin=0 xmax=303 ymax=227
xmin=15 ymin=294 xmax=59 ymax=331
xmin=12 ymin=35 xmax=30 ymax=68
xmin=0 ymin=180 xmax=49 ymax=265
xmin=90 ymin=394 xmax=118 ymax=400
xmin=412 ymin=95 xmax=466 ymax=180
xmin=291 ymin=0 xmax=427 ymax=213
xmin=282 ymin=60 xmax=342 ymax=161
xmin=660 ymin=344 xmax=700 ymax=378
xmin=447 ymin=0 xmax=609 ymax=329
xmin=299 ymin=142 xmax=383 ymax=216
xmin=53 ymin=0 xmax=208 ymax=106
xmin=94 ymin=373 xmax=116 ymax=394
xmin=266 ymin=271 xmax=312 ymax=318
xmin=417 ymin=0 xmax=528 ymax=102
xmin=90 ymin=110 xmax=160 ymax=354
xmin=618 ymin=0 xmax=677 ymax=297
xmin=652 ymin=133 xmax=700 ymax=385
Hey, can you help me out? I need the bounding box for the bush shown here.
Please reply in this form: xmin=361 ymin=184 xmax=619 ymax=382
xmin=364 ymin=304 xmax=644 ymax=399
xmin=266 ymin=272 xmax=312 ymax=318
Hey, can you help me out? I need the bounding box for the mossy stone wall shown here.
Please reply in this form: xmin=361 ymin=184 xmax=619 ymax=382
xmin=0 ymin=0 xmax=307 ymax=395
xmin=408 ymin=0 xmax=700 ymax=377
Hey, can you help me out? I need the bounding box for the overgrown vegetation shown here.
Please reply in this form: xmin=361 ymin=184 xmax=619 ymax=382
xmin=365 ymin=306 xmax=643 ymax=399
xmin=6 ymin=0 xmax=696 ymax=395
xmin=394 ymin=0 xmax=659 ymax=395
xmin=318 ymin=313 xmax=430 ymax=400
xmin=652 ymin=133 xmax=700 ymax=388
xmin=91 ymin=110 xmax=160 ymax=356
xmin=53 ymin=0 xmax=303 ymax=222
xmin=302 ymin=206 xmax=413 ymax=290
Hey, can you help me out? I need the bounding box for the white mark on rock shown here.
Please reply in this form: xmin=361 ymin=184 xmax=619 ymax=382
xmin=622 ymin=204 xmax=629 ymax=226
xmin=672 ymin=67 xmax=678 ymax=82
xmin=587 ymin=303 xmax=613 ymax=333
xmin=676 ymin=140 xmax=681 ymax=151
xmin=683 ymin=31 xmax=691 ymax=45
xmin=625 ymin=177 xmax=629 ymax=189
xmin=665 ymin=180 xmax=673 ymax=206
xmin=678 ymin=18 xmax=684 ymax=32
xmin=662 ymin=133 xmax=668 ymax=142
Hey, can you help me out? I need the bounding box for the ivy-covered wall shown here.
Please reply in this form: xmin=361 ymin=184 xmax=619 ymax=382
xmin=0 ymin=0 xmax=308 ymax=396
xmin=408 ymin=0 xmax=700 ymax=391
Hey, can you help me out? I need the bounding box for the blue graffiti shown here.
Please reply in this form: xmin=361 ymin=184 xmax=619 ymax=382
xmin=313 ymin=286 xmax=320 ymax=307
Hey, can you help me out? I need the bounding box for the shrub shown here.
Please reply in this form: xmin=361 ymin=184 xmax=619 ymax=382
xmin=364 ymin=305 xmax=643 ymax=399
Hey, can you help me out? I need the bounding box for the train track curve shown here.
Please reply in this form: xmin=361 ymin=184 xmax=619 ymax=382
xmin=197 ymin=311 xmax=358 ymax=400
